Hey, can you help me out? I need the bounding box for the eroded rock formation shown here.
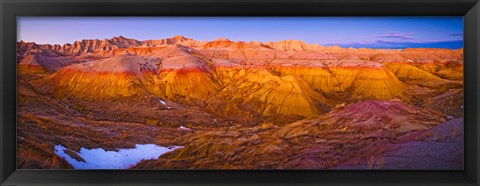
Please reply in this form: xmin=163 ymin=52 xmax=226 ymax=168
xmin=16 ymin=36 xmax=463 ymax=169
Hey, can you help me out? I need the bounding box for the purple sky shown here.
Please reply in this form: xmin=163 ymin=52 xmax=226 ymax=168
xmin=18 ymin=17 xmax=463 ymax=49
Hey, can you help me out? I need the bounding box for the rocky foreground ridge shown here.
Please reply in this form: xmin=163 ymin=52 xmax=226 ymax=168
xmin=17 ymin=36 xmax=463 ymax=169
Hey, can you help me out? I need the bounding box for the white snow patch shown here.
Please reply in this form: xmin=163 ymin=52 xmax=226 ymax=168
xmin=159 ymin=100 xmax=167 ymax=106
xmin=179 ymin=126 xmax=191 ymax=130
xmin=407 ymin=59 xmax=413 ymax=62
xmin=54 ymin=144 xmax=182 ymax=169
xmin=461 ymin=105 xmax=464 ymax=109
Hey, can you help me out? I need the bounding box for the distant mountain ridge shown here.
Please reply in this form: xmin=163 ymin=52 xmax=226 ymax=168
xmin=18 ymin=35 xmax=329 ymax=57
xmin=18 ymin=35 xmax=464 ymax=61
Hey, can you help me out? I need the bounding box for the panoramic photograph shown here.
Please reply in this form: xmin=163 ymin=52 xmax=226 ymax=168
xmin=16 ymin=17 xmax=464 ymax=170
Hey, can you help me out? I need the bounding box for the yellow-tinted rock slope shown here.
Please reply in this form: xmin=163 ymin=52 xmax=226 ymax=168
xmin=210 ymin=66 xmax=331 ymax=119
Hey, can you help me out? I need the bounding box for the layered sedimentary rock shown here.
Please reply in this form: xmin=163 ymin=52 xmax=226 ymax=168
xmin=131 ymin=100 xmax=449 ymax=169
xmin=35 ymin=55 xmax=159 ymax=99
xmin=428 ymin=61 xmax=463 ymax=81
xmin=211 ymin=65 xmax=331 ymax=120
xmin=424 ymin=89 xmax=464 ymax=117
xmin=271 ymin=65 xmax=341 ymax=93
xmin=18 ymin=51 xmax=78 ymax=74
xmin=18 ymin=54 xmax=48 ymax=74
xmin=331 ymin=66 xmax=406 ymax=100
xmin=143 ymin=35 xmax=206 ymax=47
xmin=151 ymin=56 xmax=221 ymax=101
xmin=17 ymin=36 xmax=463 ymax=63
xmin=335 ymin=117 xmax=463 ymax=169
xmin=383 ymin=62 xmax=451 ymax=87
xmin=274 ymin=64 xmax=406 ymax=101
xmin=17 ymin=36 xmax=464 ymax=170
xmin=17 ymin=35 xmax=204 ymax=57
xmin=36 ymin=48 xmax=222 ymax=102
xmin=19 ymin=35 xmax=463 ymax=119
xmin=277 ymin=100 xmax=447 ymax=140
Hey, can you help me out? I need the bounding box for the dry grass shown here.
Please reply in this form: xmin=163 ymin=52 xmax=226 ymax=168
xmin=367 ymin=155 xmax=385 ymax=170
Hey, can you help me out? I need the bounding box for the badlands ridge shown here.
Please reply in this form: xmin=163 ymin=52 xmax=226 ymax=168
xmin=17 ymin=36 xmax=463 ymax=169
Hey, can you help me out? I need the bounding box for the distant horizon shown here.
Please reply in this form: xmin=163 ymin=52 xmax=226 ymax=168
xmin=17 ymin=34 xmax=464 ymax=50
xmin=18 ymin=17 xmax=463 ymax=49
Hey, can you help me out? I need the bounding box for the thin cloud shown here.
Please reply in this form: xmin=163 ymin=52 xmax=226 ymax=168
xmin=449 ymin=33 xmax=463 ymax=37
xmin=325 ymin=40 xmax=463 ymax=49
xmin=378 ymin=32 xmax=415 ymax=40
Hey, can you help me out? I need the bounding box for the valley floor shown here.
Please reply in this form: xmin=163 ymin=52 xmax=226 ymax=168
xmin=17 ymin=74 xmax=463 ymax=170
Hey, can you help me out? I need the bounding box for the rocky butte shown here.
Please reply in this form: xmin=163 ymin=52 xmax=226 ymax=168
xmin=17 ymin=36 xmax=463 ymax=169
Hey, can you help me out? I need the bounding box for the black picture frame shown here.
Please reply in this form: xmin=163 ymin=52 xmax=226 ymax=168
xmin=1 ymin=0 xmax=479 ymax=185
